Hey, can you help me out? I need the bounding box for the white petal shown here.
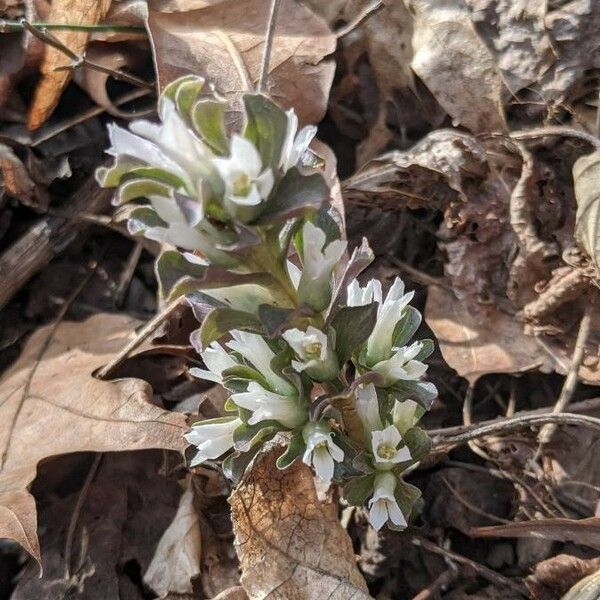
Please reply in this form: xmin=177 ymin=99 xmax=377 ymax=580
xmin=392 ymin=445 xmax=412 ymax=463
xmin=402 ymin=360 xmax=428 ymax=380
xmin=287 ymin=261 xmax=302 ymax=289
xmin=368 ymin=500 xmax=388 ymax=531
xmin=255 ymin=169 xmax=274 ymax=198
xmin=312 ymin=446 xmax=335 ymax=482
xmin=327 ymin=439 xmax=344 ymax=462
xmin=381 ymin=424 xmax=402 ymax=448
xmin=279 ymin=109 xmax=298 ymax=170
xmin=371 ymin=429 xmax=385 ymax=455
xmin=356 ymin=384 xmax=382 ymax=432
xmin=386 ymin=499 xmax=407 ymax=527
xmin=289 ymin=125 xmax=317 ymax=168
xmin=230 ymin=135 xmax=262 ymax=176
xmin=385 ymin=277 xmax=406 ymax=303
xmin=282 ymin=328 xmax=306 ymax=355
xmin=188 ymin=367 xmax=222 ymax=384
xmin=229 ymin=184 xmax=262 ymax=206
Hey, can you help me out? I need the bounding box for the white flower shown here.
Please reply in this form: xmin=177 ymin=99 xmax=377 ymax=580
xmin=280 ymin=109 xmax=317 ymax=172
xmin=368 ymin=472 xmax=407 ymax=531
xmin=282 ymin=326 xmax=338 ymax=381
xmin=355 ymin=383 xmax=383 ymax=435
xmin=231 ymin=381 xmax=306 ymax=428
xmin=301 ymin=421 xmax=344 ymax=482
xmin=371 ymin=425 xmax=411 ymax=466
xmin=298 ymin=222 xmax=346 ymax=311
xmin=393 ymin=399 xmax=420 ymax=434
xmin=189 ymin=341 xmax=237 ymax=384
xmin=370 ymin=340 xmax=428 ymax=386
xmin=185 ymin=417 xmax=241 ymax=466
xmin=226 ymin=330 xmax=295 ymax=395
xmin=213 ymin=134 xmax=274 ymax=219
xmin=347 ymin=277 xmax=414 ymax=365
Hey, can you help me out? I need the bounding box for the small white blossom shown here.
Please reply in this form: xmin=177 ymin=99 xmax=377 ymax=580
xmin=189 ymin=340 xmax=237 ymax=384
xmin=282 ymin=326 xmax=338 ymax=381
xmin=368 ymin=472 xmax=407 ymax=531
xmin=213 ymin=134 xmax=274 ymax=218
xmin=302 ymin=421 xmax=344 ymax=482
xmin=226 ymin=330 xmax=295 ymax=395
xmin=231 ymin=381 xmax=306 ymax=428
xmin=347 ymin=277 xmax=414 ymax=364
xmin=280 ymin=109 xmax=317 ymax=172
xmin=393 ymin=399 xmax=420 ymax=434
xmin=371 ymin=425 xmax=411 ymax=466
xmin=185 ymin=417 xmax=241 ymax=466
xmin=355 ymin=383 xmax=383 ymax=435
xmin=298 ymin=222 xmax=346 ymax=311
xmin=370 ymin=340 xmax=428 ymax=386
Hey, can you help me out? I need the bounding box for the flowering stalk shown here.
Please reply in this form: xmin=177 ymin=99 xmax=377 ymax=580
xmin=98 ymin=75 xmax=437 ymax=531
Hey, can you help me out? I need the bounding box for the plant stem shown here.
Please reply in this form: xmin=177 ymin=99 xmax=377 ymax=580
xmin=0 ymin=19 xmax=146 ymax=34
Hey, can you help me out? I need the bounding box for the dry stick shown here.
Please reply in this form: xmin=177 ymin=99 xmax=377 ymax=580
xmin=335 ymin=0 xmax=384 ymax=39
xmin=0 ymin=20 xmax=145 ymax=34
xmin=385 ymin=253 xmax=451 ymax=291
xmin=63 ymin=453 xmax=102 ymax=580
xmin=95 ymin=298 xmax=182 ymax=379
xmin=410 ymin=569 xmax=457 ymax=600
xmin=257 ymin=0 xmax=281 ymax=93
xmin=21 ymin=19 xmax=153 ymax=90
xmin=537 ymin=300 xmax=595 ymax=445
xmin=510 ymin=126 xmax=600 ymax=150
xmin=410 ymin=536 xmax=526 ymax=596
xmin=0 ymin=176 xmax=113 ymax=309
xmin=114 ymin=242 xmax=143 ymax=308
xmin=431 ymin=413 xmax=600 ymax=450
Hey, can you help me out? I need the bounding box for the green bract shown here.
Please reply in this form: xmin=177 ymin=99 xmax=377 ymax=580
xmin=99 ymin=75 xmax=437 ymax=532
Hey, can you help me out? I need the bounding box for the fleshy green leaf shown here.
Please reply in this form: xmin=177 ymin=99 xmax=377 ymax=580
xmin=330 ymin=302 xmax=378 ymax=363
xmin=233 ymin=420 xmax=281 ymax=452
xmin=414 ymin=339 xmax=435 ymax=362
xmin=390 ymin=380 xmax=437 ymax=409
xmin=402 ymin=427 xmax=431 ymax=463
xmin=116 ymin=178 xmax=173 ymax=206
xmin=392 ymin=479 xmax=422 ymax=528
xmin=199 ymin=307 xmax=262 ymax=349
xmin=256 ymin=168 xmax=329 ymax=223
xmin=392 ymin=306 xmax=422 ymax=348
xmin=192 ymin=99 xmax=228 ymax=154
xmin=343 ymin=473 xmax=375 ymax=506
xmin=127 ymin=206 xmax=167 ymax=235
xmin=96 ymin=157 xmax=144 ymax=188
xmin=243 ymin=94 xmax=288 ymax=171
xmin=275 ymin=432 xmax=305 ymax=469
xmin=174 ymin=76 xmax=205 ymax=116
xmin=155 ymin=250 xmax=207 ymax=300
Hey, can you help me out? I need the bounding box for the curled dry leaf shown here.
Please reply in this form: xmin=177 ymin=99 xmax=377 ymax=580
xmin=0 ymin=143 xmax=48 ymax=209
xmin=143 ymin=483 xmax=202 ymax=598
xmin=573 ymin=150 xmax=600 ymax=271
xmin=425 ymin=285 xmax=551 ymax=383
xmin=408 ymin=0 xmax=507 ymax=133
xmin=146 ymin=0 xmax=336 ymax=125
xmin=230 ymin=444 xmax=372 ymax=600
xmin=0 ymin=313 xmax=188 ymax=562
xmin=28 ymin=0 xmax=113 ymax=130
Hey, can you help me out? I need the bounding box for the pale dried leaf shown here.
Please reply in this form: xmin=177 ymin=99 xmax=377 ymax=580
xmin=573 ymin=150 xmax=600 ymax=270
xmin=425 ymin=285 xmax=551 ymax=382
xmin=0 ymin=143 xmax=47 ymax=209
xmin=0 ymin=313 xmax=188 ymax=562
xmin=408 ymin=0 xmax=507 ymax=133
xmin=230 ymin=444 xmax=372 ymax=599
xmin=466 ymin=0 xmax=553 ymax=94
xmin=144 ymin=484 xmax=202 ymax=597
xmin=28 ymin=0 xmax=113 ymax=129
xmin=146 ymin=0 xmax=335 ymax=125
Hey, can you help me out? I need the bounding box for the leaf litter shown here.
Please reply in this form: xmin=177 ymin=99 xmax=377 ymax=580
xmin=1 ymin=0 xmax=600 ymax=598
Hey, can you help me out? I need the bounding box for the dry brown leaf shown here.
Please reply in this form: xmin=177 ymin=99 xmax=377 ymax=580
xmin=0 ymin=143 xmax=48 ymax=209
xmin=425 ymin=285 xmax=550 ymax=383
xmin=526 ymin=554 xmax=600 ymax=600
xmin=143 ymin=483 xmax=202 ymax=598
xmin=0 ymin=313 xmax=188 ymax=562
xmin=146 ymin=0 xmax=335 ymax=125
xmin=466 ymin=0 xmax=553 ymax=94
xmin=230 ymin=444 xmax=372 ymax=599
xmin=28 ymin=0 xmax=113 ymax=130
xmin=470 ymin=517 xmax=600 ymax=551
xmin=573 ymin=150 xmax=600 ymax=271
xmin=408 ymin=0 xmax=507 ymax=133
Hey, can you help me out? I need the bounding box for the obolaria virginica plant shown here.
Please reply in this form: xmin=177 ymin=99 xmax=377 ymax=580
xmin=97 ymin=75 xmax=437 ymax=531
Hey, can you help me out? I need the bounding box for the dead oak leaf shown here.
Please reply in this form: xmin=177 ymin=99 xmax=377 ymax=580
xmin=0 ymin=313 xmax=188 ymax=563
xmin=28 ymin=0 xmax=113 ymax=130
xmin=146 ymin=0 xmax=335 ymax=125
xmin=230 ymin=444 xmax=372 ymax=600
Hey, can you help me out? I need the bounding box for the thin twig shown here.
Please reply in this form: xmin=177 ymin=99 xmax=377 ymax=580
xmin=385 ymin=253 xmax=451 ymax=291
xmin=509 ymin=126 xmax=600 ymax=150
xmin=0 ymin=20 xmax=145 ymax=34
xmin=64 ymin=453 xmax=102 ymax=579
xmin=410 ymin=568 xmax=457 ymax=600
xmin=95 ymin=298 xmax=182 ymax=379
xmin=21 ymin=20 xmax=153 ymax=90
xmin=431 ymin=413 xmax=600 ymax=450
xmin=257 ymin=0 xmax=281 ymax=93
xmin=538 ymin=299 xmax=595 ymax=445
xmin=335 ymin=0 xmax=384 ymax=38
xmin=114 ymin=242 xmax=143 ymax=308
xmin=214 ymin=31 xmax=252 ymax=92
xmin=411 ymin=536 xmax=527 ymax=596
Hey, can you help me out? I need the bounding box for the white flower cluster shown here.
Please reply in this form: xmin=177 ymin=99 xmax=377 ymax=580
xmin=99 ymin=76 xmax=436 ymax=532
